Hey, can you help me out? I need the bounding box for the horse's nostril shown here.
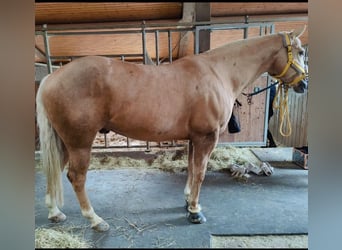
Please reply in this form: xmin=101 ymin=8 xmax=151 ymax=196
xmin=294 ymin=80 xmax=307 ymax=93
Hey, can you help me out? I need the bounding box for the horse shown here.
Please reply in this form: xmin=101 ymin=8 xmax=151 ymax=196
xmin=36 ymin=27 xmax=307 ymax=232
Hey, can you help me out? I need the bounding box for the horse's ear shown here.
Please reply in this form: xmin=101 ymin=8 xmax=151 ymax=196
xmin=291 ymin=25 xmax=306 ymax=39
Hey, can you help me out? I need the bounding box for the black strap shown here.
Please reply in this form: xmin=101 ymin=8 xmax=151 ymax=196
xmin=242 ymin=81 xmax=279 ymax=97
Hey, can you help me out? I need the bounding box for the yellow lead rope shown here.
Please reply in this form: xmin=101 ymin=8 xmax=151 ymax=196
xmin=272 ymin=84 xmax=292 ymax=137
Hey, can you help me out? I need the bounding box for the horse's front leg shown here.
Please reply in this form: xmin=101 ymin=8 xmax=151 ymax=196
xmin=184 ymin=140 xmax=193 ymax=207
xmin=187 ymin=130 xmax=219 ymax=224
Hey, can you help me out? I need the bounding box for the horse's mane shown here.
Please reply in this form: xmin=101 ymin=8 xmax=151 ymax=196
xmin=203 ymin=33 xmax=279 ymax=56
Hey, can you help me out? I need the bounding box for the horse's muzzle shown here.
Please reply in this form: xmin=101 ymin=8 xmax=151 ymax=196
xmin=293 ymin=79 xmax=308 ymax=93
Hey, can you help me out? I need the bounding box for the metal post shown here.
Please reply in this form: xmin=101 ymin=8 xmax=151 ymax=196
xmin=270 ymin=24 xmax=275 ymax=34
xmin=194 ymin=27 xmax=200 ymax=54
xmin=42 ymin=24 xmax=53 ymax=74
xmin=168 ymin=30 xmax=172 ymax=63
xmin=104 ymin=133 xmax=108 ymax=148
xmin=142 ymin=21 xmax=147 ymax=64
xmin=141 ymin=21 xmax=151 ymax=151
xmin=119 ymin=55 xmax=131 ymax=148
xmin=243 ymin=15 xmax=249 ymax=39
xmin=155 ymin=30 xmax=160 ymax=65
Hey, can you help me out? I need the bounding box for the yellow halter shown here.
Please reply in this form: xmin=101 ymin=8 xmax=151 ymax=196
xmin=271 ymin=33 xmax=307 ymax=137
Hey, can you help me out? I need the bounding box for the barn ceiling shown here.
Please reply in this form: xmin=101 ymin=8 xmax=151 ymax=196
xmin=35 ymin=2 xmax=308 ymax=65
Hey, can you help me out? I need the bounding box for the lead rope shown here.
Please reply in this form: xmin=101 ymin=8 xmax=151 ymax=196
xmin=272 ymin=84 xmax=291 ymax=137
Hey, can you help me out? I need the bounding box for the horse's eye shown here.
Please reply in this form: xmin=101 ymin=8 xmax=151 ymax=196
xmin=298 ymin=50 xmax=304 ymax=56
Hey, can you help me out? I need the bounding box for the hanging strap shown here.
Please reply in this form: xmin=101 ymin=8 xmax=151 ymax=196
xmin=242 ymin=81 xmax=279 ymax=97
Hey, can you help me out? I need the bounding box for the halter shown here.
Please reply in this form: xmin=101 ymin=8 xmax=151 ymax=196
xmin=270 ymin=32 xmax=307 ymax=137
xmin=271 ymin=32 xmax=307 ymax=87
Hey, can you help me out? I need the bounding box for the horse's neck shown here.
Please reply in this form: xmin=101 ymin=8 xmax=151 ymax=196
xmin=204 ymin=34 xmax=282 ymax=99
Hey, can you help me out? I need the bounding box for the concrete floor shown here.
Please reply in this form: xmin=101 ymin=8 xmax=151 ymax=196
xmin=35 ymin=148 xmax=308 ymax=248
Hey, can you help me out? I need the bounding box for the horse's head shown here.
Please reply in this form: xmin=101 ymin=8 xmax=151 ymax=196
xmin=271 ymin=26 xmax=308 ymax=93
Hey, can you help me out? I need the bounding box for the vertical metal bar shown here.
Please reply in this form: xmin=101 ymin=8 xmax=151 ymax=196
xmin=142 ymin=21 xmax=147 ymax=64
xmin=155 ymin=29 xmax=162 ymax=148
xmin=263 ymin=76 xmax=272 ymax=145
xmin=270 ymin=24 xmax=275 ymax=34
xmin=141 ymin=21 xmax=151 ymax=150
xmin=104 ymin=133 xmax=108 ymax=148
xmin=168 ymin=30 xmax=172 ymax=63
xmin=119 ymin=55 xmax=131 ymax=148
xmin=155 ymin=30 xmax=160 ymax=65
xmin=42 ymin=24 xmax=53 ymax=74
xmin=194 ymin=26 xmax=199 ymax=54
xmin=146 ymin=141 xmax=151 ymax=152
xmin=243 ymin=15 xmax=249 ymax=39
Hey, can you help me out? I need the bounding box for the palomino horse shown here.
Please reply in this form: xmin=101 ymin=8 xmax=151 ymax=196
xmin=36 ymin=28 xmax=307 ymax=232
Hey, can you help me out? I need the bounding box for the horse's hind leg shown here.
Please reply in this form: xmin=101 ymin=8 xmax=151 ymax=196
xmin=187 ymin=130 xmax=219 ymax=223
xmin=67 ymin=147 xmax=109 ymax=232
xmin=45 ymin=141 xmax=69 ymax=223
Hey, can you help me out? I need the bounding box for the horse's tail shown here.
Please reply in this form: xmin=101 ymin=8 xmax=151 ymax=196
xmin=36 ymin=75 xmax=64 ymax=207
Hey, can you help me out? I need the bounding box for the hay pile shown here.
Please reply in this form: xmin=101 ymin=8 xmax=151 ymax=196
xmin=88 ymin=146 xmax=261 ymax=173
xmin=35 ymin=226 xmax=91 ymax=248
xmin=35 ymin=146 xmax=262 ymax=173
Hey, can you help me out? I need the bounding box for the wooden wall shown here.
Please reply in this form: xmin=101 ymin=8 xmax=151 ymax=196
xmin=219 ymin=75 xmax=269 ymax=146
xmin=35 ymin=2 xmax=308 ymax=64
xmin=35 ymin=3 xmax=308 ymax=147
xmin=269 ymin=88 xmax=308 ymax=147
xmin=35 ymin=2 xmax=183 ymax=24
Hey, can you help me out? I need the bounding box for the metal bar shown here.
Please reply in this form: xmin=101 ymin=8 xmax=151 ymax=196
xmin=270 ymin=24 xmax=275 ymax=34
xmin=194 ymin=27 xmax=199 ymax=54
xmin=142 ymin=21 xmax=147 ymax=64
xmin=194 ymin=22 xmax=274 ymax=32
xmin=42 ymin=26 xmax=53 ymax=74
xmin=141 ymin=21 xmax=153 ymax=150
xmin=104 ymin=133 xmax=108 ymax=148
xmin=35 ymin=15 xmax=308 ymax=32
xmin=146 ymin=141 xmax=151 ymax=152
xmin=259 ymin=25 xmax=264 ymax=36
xmin=168 ymin=30 xmax=172 ymax=63
xmin=155 ymin=30 xmax=160 ymax=65
xmin=36 ymin=27 xmax=193 ymax=37
xmin=119 ymin=55 xmax=131 ymax=148
xmin=49 ymin=54 xmax=144 ymax=60
xmin=243 ymin=15 xmax=249 ymax=39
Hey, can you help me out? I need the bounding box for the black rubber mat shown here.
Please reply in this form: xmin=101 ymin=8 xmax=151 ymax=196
xmin=35 ymin=166 xmax=308 ymax=248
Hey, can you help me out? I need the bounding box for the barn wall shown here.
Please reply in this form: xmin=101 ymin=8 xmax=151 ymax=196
xmin=269 ymin=88 xmax=308 ymax=147
xmin=35 ymin=3 xmax=308 ymax=148
xmin=35 ymin=2 xmax=183 ymax=24
xmin=219 ymin=74 xmax=269 ymax=146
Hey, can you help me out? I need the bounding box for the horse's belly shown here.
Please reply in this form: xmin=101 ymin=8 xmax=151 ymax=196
xmin=108 ymin=118 xmax=189 ymax=142
xmin=112 ymin=127 xmax=188 ymax=142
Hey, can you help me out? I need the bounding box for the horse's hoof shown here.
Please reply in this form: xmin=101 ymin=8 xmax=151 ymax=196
xmin=184 ymin=201 xmax=189 ymax=210
xmin=48 ymin=212 xmax=66 ymax=223
xmin=187 ymin=211 xmax=207 ymax=224
xmin=91 ymin=221 xmax=110 ymax=232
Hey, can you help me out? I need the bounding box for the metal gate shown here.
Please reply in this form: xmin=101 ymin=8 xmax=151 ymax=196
xmin=35 ymin=21 xmax=285 ymax=151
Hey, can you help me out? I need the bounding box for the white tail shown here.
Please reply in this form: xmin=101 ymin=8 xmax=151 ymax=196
xmin=36 ymin=75 xmax=64 ymax=207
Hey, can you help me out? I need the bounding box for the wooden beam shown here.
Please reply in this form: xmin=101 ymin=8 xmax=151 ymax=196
xmin=211 ymin=3 xmax=308 ymax=17
xmin=35 ymin=2 xmax=183 ymax=25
